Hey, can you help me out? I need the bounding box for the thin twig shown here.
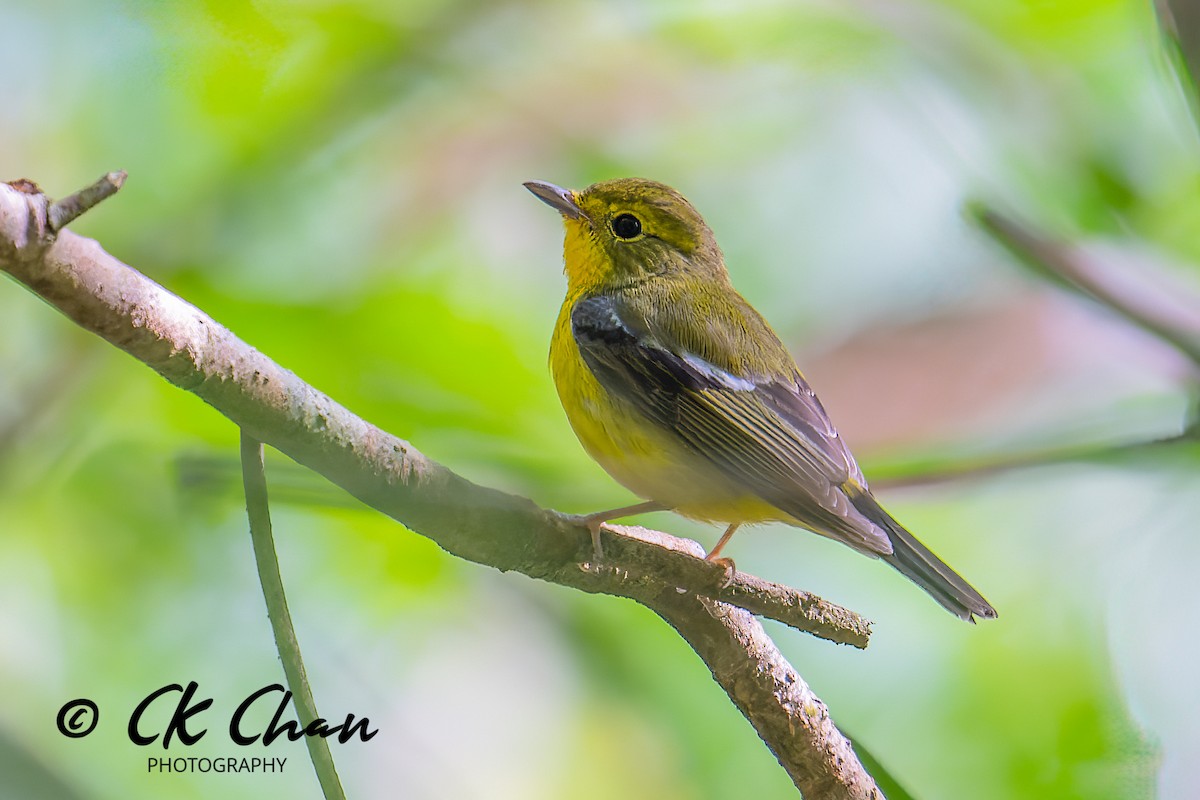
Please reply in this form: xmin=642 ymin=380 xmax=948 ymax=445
xmin=47 ymin=171 xmax=126 ymax=232
xmin=240 ymin=432 xmax=346 ymax=800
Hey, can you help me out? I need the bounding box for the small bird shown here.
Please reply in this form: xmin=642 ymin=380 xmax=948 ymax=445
xmin=525 ymin=177 xmax=996 ymax=622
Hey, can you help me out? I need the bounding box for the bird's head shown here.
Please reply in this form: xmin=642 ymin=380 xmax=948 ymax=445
xmin=525 ymin=177 xmax=725 ymax=295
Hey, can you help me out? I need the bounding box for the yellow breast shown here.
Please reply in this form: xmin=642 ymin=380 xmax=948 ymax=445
xmin=549 ymin=294 xmax=782 ymax=524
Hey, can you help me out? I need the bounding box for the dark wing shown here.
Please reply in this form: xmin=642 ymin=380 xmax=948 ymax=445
xmin=571 ymin=294 xmax=889 ymax=555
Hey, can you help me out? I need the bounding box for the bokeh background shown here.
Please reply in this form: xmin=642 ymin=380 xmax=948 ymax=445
xmin=2 ymin=1 xmax=1198 ymax=798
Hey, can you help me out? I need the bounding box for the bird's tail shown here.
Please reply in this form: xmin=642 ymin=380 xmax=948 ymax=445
xmin=848 ymin=488 xmax=997 ymax=622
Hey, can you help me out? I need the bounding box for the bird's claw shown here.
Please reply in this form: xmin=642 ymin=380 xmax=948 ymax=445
xmin=707 ymin=556 xmax=737 ymax=588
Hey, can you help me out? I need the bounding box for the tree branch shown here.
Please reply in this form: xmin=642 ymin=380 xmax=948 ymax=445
xmin=0 ymin=175 xmax=880 ymax=798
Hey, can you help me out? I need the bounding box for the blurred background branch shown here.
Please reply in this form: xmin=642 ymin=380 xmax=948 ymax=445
xmin=846 ymin=200 xmax=1200 ymax=491
xmin=871 ymin=428 xmax=1198 ymax=490
xmin=971 ymin=204 xmax=1200 ymax=368
xmin=1155 ymin=0 xmax=1200 ymax=133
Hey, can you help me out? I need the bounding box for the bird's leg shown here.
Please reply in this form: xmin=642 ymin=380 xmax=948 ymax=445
xmin=581 ymin=500 xmax=666 ymax=562
xmin=704 ymin=523 xmax=740 ymax=561
xmin=704 ymin=523 xmax=740 ymax=586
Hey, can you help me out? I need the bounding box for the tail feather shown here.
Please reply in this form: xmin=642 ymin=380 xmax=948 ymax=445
xmin=848 ymin=489 xmax=997 ymax=622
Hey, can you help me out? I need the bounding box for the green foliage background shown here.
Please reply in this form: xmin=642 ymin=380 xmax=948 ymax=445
xmin=1 ymin=1 xmax=1195 ymax=797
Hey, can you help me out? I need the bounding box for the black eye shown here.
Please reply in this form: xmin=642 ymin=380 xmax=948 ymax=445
xmin=611 ymin=213 xmax=642 ymax=240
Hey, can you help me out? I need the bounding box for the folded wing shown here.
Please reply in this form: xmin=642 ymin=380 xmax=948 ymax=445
xmin=571 ymin=293 xmax=891 ymax=556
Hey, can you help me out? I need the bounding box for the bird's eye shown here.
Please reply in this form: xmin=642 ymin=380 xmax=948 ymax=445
xmin=611 ymin=213 xmax=642 ymax=240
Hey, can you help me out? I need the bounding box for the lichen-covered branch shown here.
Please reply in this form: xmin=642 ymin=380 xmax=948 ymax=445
xmin=0 ymin=175 xmax=879 ymax=798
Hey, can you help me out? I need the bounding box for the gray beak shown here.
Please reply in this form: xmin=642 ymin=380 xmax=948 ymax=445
xmin=523 ymin=180 xmax=586 ymax=220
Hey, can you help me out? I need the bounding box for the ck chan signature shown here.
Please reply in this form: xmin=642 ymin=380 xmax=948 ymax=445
xmin=56 ymin=681 xmax=378 ymax=747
